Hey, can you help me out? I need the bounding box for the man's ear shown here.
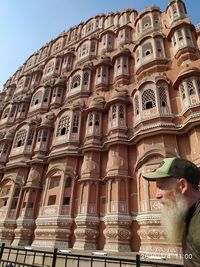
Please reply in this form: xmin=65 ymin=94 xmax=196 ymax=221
xmin=178 ymin=178 xmax=188 ymax=194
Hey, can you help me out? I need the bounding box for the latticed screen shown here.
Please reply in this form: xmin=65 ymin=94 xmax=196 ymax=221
xmin=95 ymin=113 xmax=100 ymax=126
xmin=158 ymin=86 xmax=167 ymax=107
xmin=135 ymin=95 xmax=140 ymax=115
xmin=3 ymin=108 xmax=10 ymax=119
xmin=142 ymin=43 xmax=153 ymax=56
xmin=186 ymin=79 xmax=195 ymax=95
xmin=112 ymin=105 xmax=117 ymax=119
xmin=14 ymin=129 xmax=27 ymax=147
xmin=57 ymin=116 xmax=70 ymax=136
xmin=197 ymin=79 xmax=200 ymax=92
xmin=179 ymin=83 xmax=186 ymax=99
xmin=43 ymin=88 xmax=50 ymax=102
xmin=71 ymin=75 xmax=81 ymax=89
xmin=88 ymin=113 xmax=93 ymax=126
xmin=142 ymin=89 xmax=156 ymax=110
xmin=31 ymin=91 xmax=43 ymax=106
xmin=72 ymin=115 xmax=80 ymax=133
xmin=83 ymin=72 xmax=90 ymax=85
xmin=27 ymin=128 xmax=35 ymax=146
xmin=119 ymin=105 xmax=124 ymax=118
xmin=142 ymin=15 xmax=151 ymax=29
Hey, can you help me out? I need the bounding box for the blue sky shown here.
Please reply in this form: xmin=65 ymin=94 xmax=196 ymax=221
xmin=0 ymin=0 xmax=199 ymax=90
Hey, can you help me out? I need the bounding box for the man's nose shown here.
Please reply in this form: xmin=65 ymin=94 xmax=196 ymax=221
xmin=156 ymin=189 xmax=162 ymax=199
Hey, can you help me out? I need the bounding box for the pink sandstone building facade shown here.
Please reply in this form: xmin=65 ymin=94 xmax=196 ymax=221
xmin=0 ymin=0 xmax=200 ymax=257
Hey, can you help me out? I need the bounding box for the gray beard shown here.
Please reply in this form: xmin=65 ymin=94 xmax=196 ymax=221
xmin=160 ymin=194 xmax=189 ymax=244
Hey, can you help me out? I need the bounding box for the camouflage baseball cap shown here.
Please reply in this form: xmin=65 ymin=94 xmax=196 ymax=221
xmin=143 ymin=157 xmax=200 ymax=186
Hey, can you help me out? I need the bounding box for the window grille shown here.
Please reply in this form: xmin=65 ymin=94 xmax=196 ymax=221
xmin=116 ymin=58 xmax=121 ymax=69
xmin=57 ymin=116 xmax=70 ymax=136
xmin=95 ymin=113 xmax=100 ymax=126
xmin=24 ymin=77 xmax=30 ymax=87
xmin=45 ymin=61 xmax=54 ymax=74
xmin=37 ymin=130 xmax=42 ymax=142
xmin=156 ymin=41 xmax=162 ymax=56
xmin=43 ymin=88 xmax=50 ymax=102
xmin=186 ymin=79 xmax=195 ymax=96
xmin=83 ymin=72 xmax=90 ymax=86
xmin=185 ymin=29 xmax=191 ymax=40
xmin=72 ymin=114 xmax=79 ymax=133
xmin=88 ymin=113 xmax=93 ymax=126
xmin=14 ymin=129 xmax=27 ymax=147
xmin=158 ymin=86 xmax=167 ymax=107
xmin=3 ymin=108 xmax=10 ymax=119
xmin=10 ymin=106 xmax=16 ymax=117
xmin=112 ymin=105 xmax=117 ymax=119
xmin=142 ymin=43 xmax=153 ymax=57
xmin=27 ymin=128 xmax=35 ymax=146
xmin=90 ymin=41 xmax=96 ymax=53
xmin=55 ymin=59 xmax=60 ymax=70
xmin=135 ymin=95 xmax=140 ymax=115
xmin=178 ymin=30 xmax=183 ymax=41
xmin=142 ymin=16 xmax=151 ymax=30
xmin=71 ymin=75 xmax=81 ymax=89
xmin=142 ymin=89 xmax=156 ymax=110
xmin=179 ymin=83 xmax=186 ymax=99
xmin=123 ymin=57 xmax=128 ymax=68
xmin=153 ymin=13 xmax=159 ymax=24
xmin=31 ymin=91 xmax=43 ymax=106
xmin=57 ymin=88 xmax=62 ymax=97
xmin=3 ymin=143 xmax=8 ymax=154
xmin=197 ymin=79 xmax=200 ymax=92
xmin=119 ymin=105 xmax=124 ymax=118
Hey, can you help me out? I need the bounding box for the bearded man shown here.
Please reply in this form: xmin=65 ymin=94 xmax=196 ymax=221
xmin=143 ymin=157 xmax=200 ymax=267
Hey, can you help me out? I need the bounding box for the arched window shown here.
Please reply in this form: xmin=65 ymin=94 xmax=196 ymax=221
xmin=142 ymin=15 xmax=151 ymax=30
xmin=71 ymin=75 xmax=81 ymax=89
xmin=156 ymin=40 xmax=163 ymax=57
xmin=90 ymin=41 xmax=96 ymax=53
xmin=180 ymin=84 xmax=186 ymax=100
xmin=158 ymin=86 xmax=168 ymax=107
xmin=153 ymin=13 xmax=159 ymax=25
xmin=31 ymin=91 xmax=43 ymax=106
xmin=14 ymin=129 xmax=27 ymax=147
xmin=88 ymin=113 xmax=93 ymax=126
xmin=26 ymin=128 xmax=35 ymax=146
xmin=83 ymin=72 xmax=90 ymax=86
xmin=44 ymin=60 xmax=55 ymax=75
xmin=57 ymin=116 xmax=70 ymax=136
xmin=186 ymin=79 xmax=196 ymax=96
xmin=119 ymin=105 xmax=124 ymax=118
xmin=72 ymin=114 xmax=79 ymax=133
xmin=43 ymin=88 xmax=50 ymax=103
xmin=95 ymin=113 xmax=100 ymax=126
xmin=142 ymin=89 xmax=156 ymax=110
xmin=197 ymin=79 xmax=200 ymax=93
xmin=135 ymin=95 xmax=140 ymax=115
xmin=2 ymin=108 xmax=10 ymax=119
xmin=142 ymin=43 xmax=153 ymax=57
xmin=112 ymin=105 xmax=117 ymax=119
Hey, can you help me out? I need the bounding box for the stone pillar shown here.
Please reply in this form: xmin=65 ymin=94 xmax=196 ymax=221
xmin=73 ymin=151 xmax=100 ymax=250
xmin=103 ymin=145 xmax=132 ymax=252
xmin=12 ymin=165 xmax=42 ymax=246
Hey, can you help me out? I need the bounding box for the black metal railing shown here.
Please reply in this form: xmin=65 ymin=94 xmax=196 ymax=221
xmin=0 ymin=243 xmax=183 ymax=267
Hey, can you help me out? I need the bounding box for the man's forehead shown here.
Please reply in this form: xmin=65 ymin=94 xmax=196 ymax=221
xmin=156 ymin=177 xmax=177 ymax=187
